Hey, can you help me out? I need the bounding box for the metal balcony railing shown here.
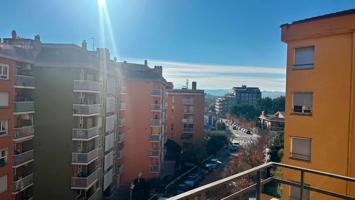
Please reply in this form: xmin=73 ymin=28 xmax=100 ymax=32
xmin=13 ymin=173 xmax=34 ymax=193
xmin=184 ymin=109 xmax=194 ymax=114
xmin=13 ymin=150 xmax=34 ymax=167
xmin=73 ymin=80 xmax=100 ymax=92
xmin=13 ymin=126 xmax=34 ymax=141
xmin=151 ymin=104 xmax=162 ymax=111
xmin=168 ymin=162 xmax=355 ymax=200
xmin=72 ymin=126 xmax=100 ymax=141
xmin=183 ymin=128 xmax=194 ymax=133
xmin=182 ymin=118 xmax=194 ymax=123
xmin=120 ymin=102 xmax=126 ymax=110
xmin=151 ymin=89 xmax=162 ymax=96
xmin=118 ymin=119 xmax=126 ymax=127
xmin=183 ymin=100 xmax=194 ymax=105
xmin=120 ymin=86 xmax=127 ymax=94
xmin=14 ymin=102 xmax=35 ymax=113
xmin=181 ymin=133 xmax=193 ymax=140
xmin=151 ymin=119 xmax=161 ymax=127
xmin=73 ymin=104 xmax=100 ymax=116
xmin=151 ymin=165 xmax=160 ymax=173
xmin=150 ymin=149 xmax=160 ymax=157
xmin=149 ymin=134 xmax=161 ymax=142
xmin=88 ymin=188 xmax=101 ymax=200
xmin=15 ymin=75 xmax=35 ymax=88
xmin=71 ymin=168 xmax=99 ymax=189
xmin=72 ymin=149 xmax=99 ymax=164
xmin=117 ymin=133 xmax=125 ymax=143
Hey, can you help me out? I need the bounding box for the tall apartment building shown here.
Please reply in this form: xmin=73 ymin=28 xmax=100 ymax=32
xmin=232 ymin=85 xmax=261 ymax=105
xmin=119 ymin=62 xmax=167 ymax=185
xmin=281 ymin=9 xmax=355 ymax=199
xmin=215 ymin=95 xmax=236 ymax=117
xmin=166 ymin=82 xmax=205 ymax=149
xmin=0 ymin=32 xmax=123 ymax=200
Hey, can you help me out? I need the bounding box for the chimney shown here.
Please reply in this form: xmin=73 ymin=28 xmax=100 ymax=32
xmin=123 ymin=60 xmax=127 ymax=63
xmin=154 ymin=66 xmax=162 ymax=75
xmin=34 ymin=34 xmax=41 ymax=41
xmin=11 ymin=30 xmax=17 ymax=39
xmin=192 ymin=81 xmax=197 ymax=90
xmin=144 ymin=60 xmax=148 ymax=66
xmin=82 ymin=40 xmax=87 ymax=50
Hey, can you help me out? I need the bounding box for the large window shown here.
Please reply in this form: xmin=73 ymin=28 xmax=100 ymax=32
xmin=0 ymin=175 xmax=7 ymax=193
xmin=0 ymin=92 xmax=9 ymax=107
xmin=294 ymin=46 xmax=314 ymax=69
xmin=293 ymin=92 xmax=313 ymax=114
xmin=291 ymin=137 xmax=311 ymax=161
xmin=0 ymin=149 xmax=7 ymax=167
xmin=0 ymin=64 xmax=9 ymax=80
xmin=290 ymin=185 xmax=310 ymax=200
xmin=0 ymin=120 xmax=7 ymax=136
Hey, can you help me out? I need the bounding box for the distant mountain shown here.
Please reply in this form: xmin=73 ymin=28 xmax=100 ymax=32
xmin=205 ymin=89 xmax=284 ymax=99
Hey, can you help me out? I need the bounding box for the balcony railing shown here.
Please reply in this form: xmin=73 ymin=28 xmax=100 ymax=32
xmin=118 ymin=119 xmax=126 ymax=127
xmin=151 ymin=119 xmax=161 ymax=127
xmin=13 ymin=150 xmax=34 ymax=167
xmin=72 ymin=127 xmax=100 ymax=141
xmin=120 ymin=86 xmax=127 ymax=94
xmin=14 ymin=102 xmax=35 ymax=114
xmin=13 ymin=173 xmax=34 ymax=193
xmin=120 ymin=102 xmax=126 ymax=110
xmin=182 ymin=118 xmax=194 ymax=123
xmin=183 ymin=100 xmax=194 ymax=105
xmin=88 ymin=188 xmax=101 ymax=200
xmin=71 ymin=168 xmax=99 ymax=189
xmin=184 ymin=109 xmax=194 ymax=114
xmin=150 ymin=149 xmax=160 ymax=157
xmin=151 ymin=89 xmax=162 ymax=96
xmin=72 ymin=149 xmax=99 ymax=164
xmin=73 ymin=80 xmax=100 ymax=92
xmin=13 ymin=126 xmax=34 ymax=141
xmin=73 ymin=104 xmax=100 ymax=116
xmin=151 ymin=165 xmax=160 ymax=173
xmin=149 ymin=134 xmax=161 ymax=142
xmin=181 ymin=133 xmax=193 ymax=140
xmin=117 ymin=133 xmax=125 ymax=143
xmin=15 ymin=75 xmax=35 ymax=88
xmin=183 ymin=128 xmax=193 ymax=133
xmin=151 ymin=104 xmax=162 ymax=111
xmin=167 ymin=162 xmax=355 ymax=200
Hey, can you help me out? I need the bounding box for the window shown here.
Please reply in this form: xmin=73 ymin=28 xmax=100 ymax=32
xmin=0 ymin=149 xmax=7 ymax=167
xmin=294 ymin=46 xmax=314 ymax=69
xmin=293 ymin=92 xmax=313 ymax=114
xmin=291 ymin=137 xmax=311 ymax=161
xmin=0 ymin=175 xmax=7 ymax=193
xmin=0 ymin=120 xmax=7 ymax=136
xmin=290 ymin=185 xmax=310 ymax=200
xmin=0 ymin=92 xmax=9 ymax=107
xmin=0 ymin=64 xmax=9 ymax=80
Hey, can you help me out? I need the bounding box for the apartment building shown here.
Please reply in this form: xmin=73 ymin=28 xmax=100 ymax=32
xmin=0 ymin=31 xmax=123 ymax=200
xmin=232 ymin=85 xmax=261 ymax=105
xmin=166 ymin=82 xmax=205 ymax=149
xmin=215 ymin=95 xmax=235 ymax=117
xmin=281 ymin=9 xmax=355 ymax=199
xmin=119 ymin=62 xmax=167 ymax=185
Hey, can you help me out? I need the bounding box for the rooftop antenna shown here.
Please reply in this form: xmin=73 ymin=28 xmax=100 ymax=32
xmin=88 ymin=37 xmax=95 ymax=50
xmin=186 ymin=79 xmax=189 ymax=89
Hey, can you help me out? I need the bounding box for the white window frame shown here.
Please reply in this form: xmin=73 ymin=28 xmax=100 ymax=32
xmin=0 ymin=64 xmax=9 ymax=80
xmin=293 ymin=46 xmax=315 ymax=69
xmin=0 ymin=120 xmax=8 ymax=136
xmin=291 ymin=137 xmax=311 ymax=161
xmin=292 ymin=92 xmax=313 ymax=115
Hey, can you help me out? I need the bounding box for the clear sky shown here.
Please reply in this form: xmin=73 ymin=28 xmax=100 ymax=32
xmin=1 ymin=0 xmax=354 ymax=91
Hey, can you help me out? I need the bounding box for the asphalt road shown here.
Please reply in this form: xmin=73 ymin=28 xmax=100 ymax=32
xmin=223 ymin=119 xmax=259 ymax=147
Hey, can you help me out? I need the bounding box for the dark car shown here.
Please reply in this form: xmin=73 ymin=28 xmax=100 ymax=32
xmin=176 ymin=183 xmax=190 ymax=194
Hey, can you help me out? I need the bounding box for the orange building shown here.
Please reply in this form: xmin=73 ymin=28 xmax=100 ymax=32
xmin=166 ymin=82 xmax=205 ymax=149
xmin=281 ymin=9 xmax=355 ymax=199
xmin=119 ymin=62 xmax=168 ymax=185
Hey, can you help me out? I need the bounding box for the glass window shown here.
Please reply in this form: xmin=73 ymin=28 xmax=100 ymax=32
xmin=0 ymin=175 xmax=7 ymax=193
xmin=0 ymin=120 xmax=7 ymax=136
xmin=293 ymin=92 xmax=313 ymax=114
xmin=0 ymin=92 xmax=9 ymax=107
xmin=0 ymin=149 xmax=7 ymax=167
xmin=291 ymin=137 xmax=311 ymax=161
xmin=294 ymin=46 xmax=314 ymax=69
xmin=0 ymin=64 xmax=9 ymax=80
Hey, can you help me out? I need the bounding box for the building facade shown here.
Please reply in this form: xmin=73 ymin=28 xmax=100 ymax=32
xmin=232 ymin=85 xmax=261 ymax=105
xmin=166 ymin=82 xmax=205 ymax=149
xmin=282 ymin=9 xmax=355 ymax=199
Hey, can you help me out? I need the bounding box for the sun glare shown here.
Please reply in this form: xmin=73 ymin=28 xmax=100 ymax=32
xmin=98 ymin=0 xmax=106 ymax=8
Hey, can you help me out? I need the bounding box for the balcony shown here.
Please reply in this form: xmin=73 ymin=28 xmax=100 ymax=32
xmin=167 ymin=162 xmax=355 ymax=200
xmin=13 ymin=126 xmax=34 ymax=142
xmin=149 ymin=134 xmax=161 ymax=142
xmin=71 ymin=168 xmax=99 ymax=189
xmin=117 ymin=133 xmax=125 ymax=143
xmin=88 ymin=188 xmax=101 ymax=200
xmin=13 ymin=150 xmax=34 ymax=168
xmin=151 ymin=89 xmax=162 ymax=96
xmin=73 ymin=80 xmax=100 ymax=93
xmin=73 ymin=104 xmax=100 ymax=116
xmin=72 ymin=149 xmax=99 ymax=164
xmin=184 ymin=108 xmax=194 ymax=114
xmin=181 ymin=133 xmax=193 ymax=140
xmin=151 ymin=104 xmax=162 ymax=112
xmin=120 ymin=102 xmax=126 ymax=110
xmin=12 ymin=173 xmax=34 ymax=194
xmin=150 ymin=165 xmax=160 ymax=173
xmin=149 ymin=149 xmax=160 ymax=157
xmin=14 ymin=101 xmax=35 ymax=114
xmin=183 ymin=128 xmax=193 ymax=133
xmin=182 ymin=118 xmax=194 ymax=123
xmin=120 ymin=86 xmax=127 ymax=94
xmin=118 ymin=119 xmax=126 ymax=127
xmin=15 ymin=75 xmax=35 ymax=89
xmin=72 ymin=127 xmax=100 ymax=141
xmin=151 ymin=119 xmax=161 ymax=127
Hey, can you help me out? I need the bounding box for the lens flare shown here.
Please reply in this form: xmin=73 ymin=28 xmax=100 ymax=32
xmin=98 ymin=0 xmax=105 ymax=8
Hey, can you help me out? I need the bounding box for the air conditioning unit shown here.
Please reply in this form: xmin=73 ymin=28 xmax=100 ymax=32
xmin=302 ymin=105 xmax=312 ymax=113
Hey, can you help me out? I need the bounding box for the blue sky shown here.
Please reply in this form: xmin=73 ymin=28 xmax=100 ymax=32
xmin=1 ymin=0 xmax=354 ymax=91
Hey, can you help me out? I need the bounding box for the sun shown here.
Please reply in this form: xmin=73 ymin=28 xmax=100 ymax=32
xmin=98 ymin=0 xmax=106 ymax=8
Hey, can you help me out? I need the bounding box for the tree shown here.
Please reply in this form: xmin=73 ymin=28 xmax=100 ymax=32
xmin=272 ymin=96 xmax=285 ymax=113
xmin=181 ymin=140 xmax=207 ymax=164
xmin=230 ymin=104 xmax=259 ymax=121
xmin=257 ymin=97 xmax=273 ymax=114
xmin=206 ymin=134 xmax=229 ymax=155
xmin=132 ymin=177 xmax=150 ymax=200
xmin=216 ymin=121 xmax=226 ymax=130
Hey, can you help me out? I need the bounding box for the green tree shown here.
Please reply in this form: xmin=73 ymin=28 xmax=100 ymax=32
xmin=272 ymin=96 xmax=285 ymax=113
xmin=216 ymin=121 xmax=226 ymax=130
xmin=182 ymin=140 xmax=207 ymax=164
xmin=132 ymin=177 xmax=150 ymax=200
xmin=206 ymin=134 xmax=229 ymax=155
xmin=256 ymin=97 xmax=273 ymax=114
xmin=230 ymin=104 xmax=259 ymax=121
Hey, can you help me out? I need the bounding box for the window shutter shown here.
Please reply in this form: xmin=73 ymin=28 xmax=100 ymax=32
xmin=295 ymin=46 xmax=314 ymax=66
xmin=292 ymin=138 xmax=311 ymax=160
xmin=293 ymin=93 xmax=313 ymax=106
xmin=0 ymin=92 xmax=9 ymax=107
xmin=0 ymin=175 xmax=7 ymax=193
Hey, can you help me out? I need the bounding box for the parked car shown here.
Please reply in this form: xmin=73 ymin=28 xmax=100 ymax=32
xmin=184 ymin=180 xmax=197 ymax=188
xmin=246 ymin=130 xmax=251 ymax=134
xmin=187 ymin=173 xmax=202 ymax=182
xmin=232 ymin=126 xmax=237 ymax=130
xmin=176 ymin=183 xmax=190 ymax=194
